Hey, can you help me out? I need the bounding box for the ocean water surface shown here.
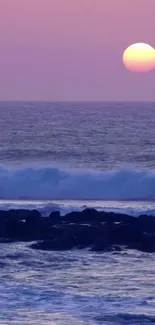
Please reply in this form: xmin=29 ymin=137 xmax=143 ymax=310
xmin=0 ymin=101 xmax=155 ymax=324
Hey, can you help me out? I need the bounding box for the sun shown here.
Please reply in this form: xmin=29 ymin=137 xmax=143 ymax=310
xmin=123 ymin=43 xmax=155 ymax=72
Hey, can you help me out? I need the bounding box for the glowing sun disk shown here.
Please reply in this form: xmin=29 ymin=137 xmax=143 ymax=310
xmin=123 ymin=43 xmax=155 ymax=72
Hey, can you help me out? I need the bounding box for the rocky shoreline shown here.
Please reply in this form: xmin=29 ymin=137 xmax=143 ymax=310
xmin=0 ymin=208 xmax=155 ymax=252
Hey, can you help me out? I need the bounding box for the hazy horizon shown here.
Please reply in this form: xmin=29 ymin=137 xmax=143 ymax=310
xmin=0 ymin=100 xmax=155 ymax=103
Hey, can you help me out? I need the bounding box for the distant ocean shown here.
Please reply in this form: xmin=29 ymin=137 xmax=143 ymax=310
xmin=1 ymin=101 xmax=155 ymax=214
xmin=1 ymin=101 xmax=155 ymax=325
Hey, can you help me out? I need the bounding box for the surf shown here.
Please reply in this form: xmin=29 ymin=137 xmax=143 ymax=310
xmin=0 ymin=165 xmax=155 ymax=201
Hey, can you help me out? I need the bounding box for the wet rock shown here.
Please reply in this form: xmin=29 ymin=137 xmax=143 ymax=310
xmin=49 ymin=211 xmax=60 ymax=222
xmin=31 ymin=237 xmax=76 ymax=251
xmin=1 ymin=209 xmax=155 ymax=253
xmin=31 ymin=224 xmax=101 ymax=251
xmin=0 ymin=209 xmax=41 ymax=221
xmin=137 ymin=214 xmax=155 ymax=232
xmin=60 ymin=211 xmax=85 ymax=224
xmin=0 ymin=209 xmax=42 ymax=241
xmin=91 ymin=245 xmax=122 ymax=252
xmin=107 ymin=223 xmax=144 ymax=246
xmin=134 ymin=234 xmax=155 ymax=253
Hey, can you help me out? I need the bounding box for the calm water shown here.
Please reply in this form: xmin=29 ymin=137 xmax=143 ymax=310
xmin=0 ymin=101 xmax=155 ymax=169
xmin=0 ymin=101 xmax=155 ymax=324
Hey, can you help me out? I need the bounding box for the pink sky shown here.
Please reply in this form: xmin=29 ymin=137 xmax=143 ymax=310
xmin=0 ymin=0 xmax=155 ymax=101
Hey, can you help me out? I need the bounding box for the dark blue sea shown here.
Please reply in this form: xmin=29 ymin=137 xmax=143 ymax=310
xmin=1 ymin=101 xmax=155 ymax=324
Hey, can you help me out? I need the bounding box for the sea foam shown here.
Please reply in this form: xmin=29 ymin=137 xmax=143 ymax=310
xmin=0 ymin=165 xmax=155 ymax=201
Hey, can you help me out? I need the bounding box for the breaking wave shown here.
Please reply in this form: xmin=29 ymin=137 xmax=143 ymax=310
xmin=0 ymin=165 xmax=155 ymax=200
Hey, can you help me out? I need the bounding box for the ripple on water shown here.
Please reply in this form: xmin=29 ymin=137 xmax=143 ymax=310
xmin=0 ymin=243 xmax=155 ymax=324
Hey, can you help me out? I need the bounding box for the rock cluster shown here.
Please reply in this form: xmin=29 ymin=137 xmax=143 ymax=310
xmin=0 ymin=208 xmax=155 ymax=252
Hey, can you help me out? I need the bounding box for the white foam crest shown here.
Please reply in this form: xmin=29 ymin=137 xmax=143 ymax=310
xmin=1 ymin=199 xmax=155 ymax=216
xmin=0 ymin=165 xmax=155 ymax=201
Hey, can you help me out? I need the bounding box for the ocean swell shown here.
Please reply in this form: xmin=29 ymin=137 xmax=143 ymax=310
xmin=0 ymin=166 xmax=155 ymax=200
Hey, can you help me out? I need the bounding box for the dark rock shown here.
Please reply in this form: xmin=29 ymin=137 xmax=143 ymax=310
xmin=1 ymin=208 xmax=155 ymax=254
xmin=0 ymin=238 xmax=14 ymax=243
xmin=31 ymin=237 xmax=75 ymax=251
xmin=138 ymin=214 xmax=155 ymax=232
xmin=0 ymin=209 xmax=41 ymax=221
xmin=107 ymin=223 xmax=144 ymax=246
xmin=0 ymin=209 xmax=42 ymax=241
xmin=91 ymin=244 xmax=122 ymax=252
xmin=133 ymin=234 xmax=155 ymax=253
xmin=49 ymin=211 xmax=60 ymax=222
xmin=90 ymin=235 xmax=110 ymax=252
xmin=31 ymin=224 xmax=100 ymax=250
xmin=97 ymin=211 xmax=134 ymax=224
xmin=61 ymin=211 xmax=85 ymax=224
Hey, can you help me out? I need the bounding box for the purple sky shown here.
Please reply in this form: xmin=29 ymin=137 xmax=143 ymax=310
xmin=0 ymin=0 xmax=155 ymax=101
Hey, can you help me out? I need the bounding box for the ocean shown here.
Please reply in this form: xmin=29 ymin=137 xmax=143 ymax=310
xmin=0 ymin=101 xmax=155 ymax=324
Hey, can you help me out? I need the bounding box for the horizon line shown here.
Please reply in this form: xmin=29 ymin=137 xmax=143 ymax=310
xmin=0 ymin=100 xmax=155 ymax=103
